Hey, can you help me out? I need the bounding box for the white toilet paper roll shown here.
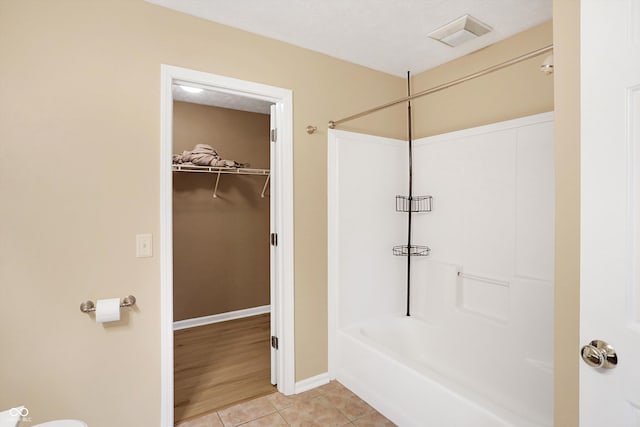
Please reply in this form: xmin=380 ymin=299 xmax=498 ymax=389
xmin=95 ymin=298 xmax=121 ymax=323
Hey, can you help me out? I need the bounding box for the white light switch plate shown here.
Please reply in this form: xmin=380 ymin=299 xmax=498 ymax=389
xmin=136 ymin=234 xmax=153 ymax=258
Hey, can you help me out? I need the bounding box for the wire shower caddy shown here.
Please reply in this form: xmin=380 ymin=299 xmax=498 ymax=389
xmin=392 ymin=245 xmax=431 ymax=257
xmin=395 ymin=195 xmax=433 ymax=213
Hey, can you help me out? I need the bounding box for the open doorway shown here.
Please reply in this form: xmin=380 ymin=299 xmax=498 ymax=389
xmin=160 ymin=65 xmax=295 ymax=427
xmin=172 ymin=90 xmax=273 ymax=422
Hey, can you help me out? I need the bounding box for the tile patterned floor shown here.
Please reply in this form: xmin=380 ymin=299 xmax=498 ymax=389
xmin=175 ymin=381 xmax=396 ymax=427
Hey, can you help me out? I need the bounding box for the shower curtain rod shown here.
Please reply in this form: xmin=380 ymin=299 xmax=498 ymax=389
xmin=328 ymin=44 xmax=553 ymax=129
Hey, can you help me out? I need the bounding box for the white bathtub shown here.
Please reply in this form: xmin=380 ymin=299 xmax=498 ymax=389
xmin=333 ymin=315 xmax=552 ymax=427
xmin=328 ymin=120 xmax=555 ymax=426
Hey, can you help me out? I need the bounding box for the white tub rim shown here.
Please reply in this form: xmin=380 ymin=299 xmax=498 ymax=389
xmin=334 ymin=314 xmax=552 ymax=427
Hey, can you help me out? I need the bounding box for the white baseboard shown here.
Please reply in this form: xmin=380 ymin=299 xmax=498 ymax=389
xmin=295 ymin=372 xmax=330 ymax=394
xmin=173 ymin=305 xmax=271 ymax=331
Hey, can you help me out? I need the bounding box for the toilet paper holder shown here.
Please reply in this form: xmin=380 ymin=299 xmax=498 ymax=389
xmin=79 ymin=295 xmax=137 ymax=313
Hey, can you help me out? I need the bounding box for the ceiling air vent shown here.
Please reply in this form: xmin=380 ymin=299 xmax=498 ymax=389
xmin=428 ymin=15 xmax=492 ymax=47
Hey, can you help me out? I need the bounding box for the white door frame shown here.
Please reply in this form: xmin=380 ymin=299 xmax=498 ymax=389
xmin=159 ymin=65 xmax=295 ymax=427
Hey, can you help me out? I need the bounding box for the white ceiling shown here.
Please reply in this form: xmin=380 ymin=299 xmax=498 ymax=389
xmin=147 ymin=0 xmax=552 ymax=77
xmin=172 ymin=84 xmax=272 ymax=114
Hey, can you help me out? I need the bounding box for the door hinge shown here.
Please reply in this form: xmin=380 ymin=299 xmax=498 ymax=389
xmin=271 ymin=336 xmax=279 ymax=349
xmin=270 ymin=233 xmax=278 ymax=247
xmin=271 ymin=128 xmax=277 ymax=142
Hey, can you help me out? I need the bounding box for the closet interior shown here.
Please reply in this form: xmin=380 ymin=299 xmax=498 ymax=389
xmin=171 ymin=87 xmax=275 ymax=424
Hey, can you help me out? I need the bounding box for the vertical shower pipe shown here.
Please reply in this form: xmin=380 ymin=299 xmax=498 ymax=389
xmin=406 ymin=71 xmax=413 ymax=317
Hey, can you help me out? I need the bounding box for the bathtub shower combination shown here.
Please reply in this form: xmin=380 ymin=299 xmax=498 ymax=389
xmin=328 ymin=112 xmax=554 ymax=427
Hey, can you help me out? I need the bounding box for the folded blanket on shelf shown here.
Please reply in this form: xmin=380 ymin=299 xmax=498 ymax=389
xmin=172 ymin=144 xmax=248 ymax=168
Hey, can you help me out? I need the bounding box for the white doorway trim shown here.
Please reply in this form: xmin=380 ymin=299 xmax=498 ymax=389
xmin=159 ymin=65 xmax=295 ymax=427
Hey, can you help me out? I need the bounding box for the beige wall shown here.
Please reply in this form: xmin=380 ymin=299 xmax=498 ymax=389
xmin=172 ymin=102 xmax=270 ymax=321
xmin=0 ymin=1 xmax=406 ymax=425
xmin=412 ymin=21 xmax=554 ymax=138
xmin=553 ymin=0 xmax=580 ymax=425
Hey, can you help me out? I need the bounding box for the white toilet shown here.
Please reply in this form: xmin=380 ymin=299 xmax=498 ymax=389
xmin=32 ymin=421 xmax=87 ymax=427
xmin=1 ymin=406 xmax=87 ymax=427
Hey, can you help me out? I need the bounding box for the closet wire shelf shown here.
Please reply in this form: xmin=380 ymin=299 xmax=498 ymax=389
xmin=171 ymin=164 xmax=270 ymax=198
xmin=395 ymin=195 xmax=432 ymax=213
xmin=171 ymin=164 xmax=269 ymax=175
xmin=392 ymin=245 xmax=431 ymax=257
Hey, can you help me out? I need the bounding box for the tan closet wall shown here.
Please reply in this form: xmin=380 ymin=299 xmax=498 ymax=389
xmin=172 ymin=101 xmax=270 ymax=321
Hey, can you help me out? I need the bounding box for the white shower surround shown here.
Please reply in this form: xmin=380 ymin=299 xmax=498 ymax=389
xmin=328 ymin=112 xmax=554 ymax=427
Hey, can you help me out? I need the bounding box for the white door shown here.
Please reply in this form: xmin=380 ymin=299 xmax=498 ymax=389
xmin=580 ymin=0 xmax=640 ymax=424
xmin=269 ymin=104 xmax=277 ymax=385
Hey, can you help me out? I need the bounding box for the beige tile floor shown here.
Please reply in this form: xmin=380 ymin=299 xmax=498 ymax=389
xmin=175 ymin=381 xmax=396 ymax=427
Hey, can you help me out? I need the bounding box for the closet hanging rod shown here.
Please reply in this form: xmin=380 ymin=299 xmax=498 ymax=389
xmin=328 ymin=44 xmax=553 ymax=129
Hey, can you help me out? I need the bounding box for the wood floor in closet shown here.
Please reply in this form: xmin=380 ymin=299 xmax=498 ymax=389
xmin=174 ymin=313 xmax=275 ymax=424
